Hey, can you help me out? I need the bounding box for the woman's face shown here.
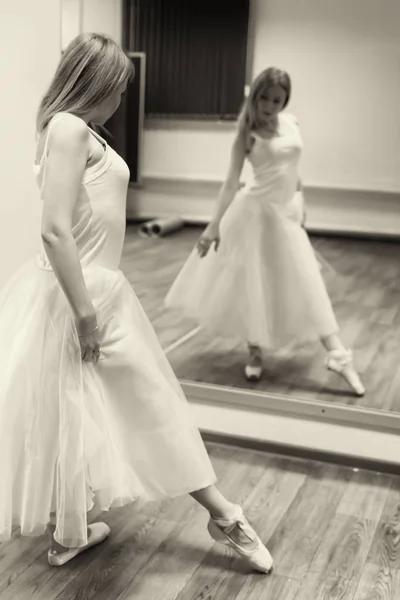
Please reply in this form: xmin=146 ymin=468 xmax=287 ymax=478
xmin=257 ymin=84 xmax=287 ymax=120
xmin=92 ymin=80 xmax=129 ymax=125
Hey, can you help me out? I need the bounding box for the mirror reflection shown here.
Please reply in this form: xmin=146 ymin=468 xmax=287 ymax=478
xmin=63 ymin=0 xmax=400 ymax=415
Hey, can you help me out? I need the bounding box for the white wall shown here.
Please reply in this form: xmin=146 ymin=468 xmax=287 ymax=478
xmin=65 ymin=0 xmax=400 ymax=234
xmin=252 ymin=0 xmax=400 ymax=191
xmin=0 ymin=0 xmax=61 ymax=289
xmin=142 ymin=0 xmax=400 ymax=191
xmin=61 ymin=0 xmax=82 ymax=51
xmin=82 ymin=0 xmax=122 ymax=45
xmin=61 ymin=0 xmax=122 ymax=51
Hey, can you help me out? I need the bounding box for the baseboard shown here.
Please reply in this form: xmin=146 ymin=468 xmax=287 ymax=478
xmin=127 ymin=177 xmax=400 ymax=238
xmin=305 ymin=185 xmax=400 ymax=238
xmin=144 ymin=119 xmax=236 ymax=132
xmin=183 ymin=381 xmax=400 ymax=468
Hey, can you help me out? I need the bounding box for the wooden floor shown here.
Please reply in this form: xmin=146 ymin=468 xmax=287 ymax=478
xmin=1 ymin=442 xmax=400 ymax=599
xmin=121 ymin=224 xmax=400 ymax=413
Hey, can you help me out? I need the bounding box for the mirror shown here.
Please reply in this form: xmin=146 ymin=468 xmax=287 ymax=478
xmin=61 ymin=0 xmax=400 ymax=421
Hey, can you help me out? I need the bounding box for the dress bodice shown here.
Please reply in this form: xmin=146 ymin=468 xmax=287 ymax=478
xmin=244 ymin=112 xmax=303 ymax=206
xmin=34 ymin=117 xmax=130 ymax=272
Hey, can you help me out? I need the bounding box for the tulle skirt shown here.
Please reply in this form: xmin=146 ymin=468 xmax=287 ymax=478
xmin=165 ymin=191 xmax=338 ymax=349
xmin=0 ymin=260 xmax=216 ymax=547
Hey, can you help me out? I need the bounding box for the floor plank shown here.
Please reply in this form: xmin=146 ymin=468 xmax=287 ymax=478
xmin=353 ymin=564 xmax=400 ymax=600
xmin=366 ymin=476 xmax=400 ymax=573
xmin=267 ymin=463 xmax=351 ymax=579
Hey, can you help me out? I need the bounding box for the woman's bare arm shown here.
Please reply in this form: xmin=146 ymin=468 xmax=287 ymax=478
xmin=211 ymin=128 xmax=246 ymax=225
xmin=40 ymin=114 xmax=97 ymax=332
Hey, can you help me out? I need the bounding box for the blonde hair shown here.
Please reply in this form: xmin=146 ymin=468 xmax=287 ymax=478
xmin=238 ymin=67 xmax=291 ymax=153
xmin=36 ymin=32 xmax=134 ymax=133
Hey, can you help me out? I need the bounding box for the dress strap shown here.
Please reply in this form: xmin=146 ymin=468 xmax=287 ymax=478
xmin=87 ymin=126 xmax=107 ymax=149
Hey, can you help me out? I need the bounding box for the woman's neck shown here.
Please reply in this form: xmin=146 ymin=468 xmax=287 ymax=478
xmin=256 ymin=115 xmax=279 ymax=138
xmin=264 ymin=114 xmax=278 ymax=133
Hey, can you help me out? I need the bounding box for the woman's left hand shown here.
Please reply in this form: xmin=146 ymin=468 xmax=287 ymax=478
xmin=196 ymin=221 xmax=220 ymax=258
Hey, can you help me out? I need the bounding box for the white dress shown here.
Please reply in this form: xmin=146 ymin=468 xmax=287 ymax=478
xmin=0 ymin=114 xmax=216 ymax=548
xmin=165 ymin=113 xmax=338 ymax=348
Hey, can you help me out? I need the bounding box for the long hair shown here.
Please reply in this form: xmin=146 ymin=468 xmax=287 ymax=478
xmin=238 ymin=67 xmax=291 ymax=153
xmin=36 ymin=32 xmax=134 ymax=134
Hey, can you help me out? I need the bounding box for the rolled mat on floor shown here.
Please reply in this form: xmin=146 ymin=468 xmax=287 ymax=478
xmin=139 ymin=217 xmax=185 ymax=238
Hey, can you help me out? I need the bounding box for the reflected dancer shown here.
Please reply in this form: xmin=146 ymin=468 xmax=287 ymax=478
xmin=165 ymin=67 xmax=365 ymax=397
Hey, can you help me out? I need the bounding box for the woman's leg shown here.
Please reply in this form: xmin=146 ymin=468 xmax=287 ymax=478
xmin=248 ymin=335 xmax=349 ymax=361
xmin=190 ymin=485 xmax=238 ymax=518
xmin=320 ymin=332 xmax=345 ymax=353
xmin=321 ymin=332 xmax=365 ymax=396
xmin=47 ymin=513 xmax=70 ymax=554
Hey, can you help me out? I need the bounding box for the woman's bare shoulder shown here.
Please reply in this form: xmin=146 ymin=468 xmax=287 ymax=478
xmin=49 ymin=113 xmax=89 ymax=147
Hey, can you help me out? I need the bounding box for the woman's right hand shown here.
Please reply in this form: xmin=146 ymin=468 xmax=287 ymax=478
xmin=77 ymin=317 xmax=102 ymax=364
xmin=196 ymin=221 xmax=221 ymax=258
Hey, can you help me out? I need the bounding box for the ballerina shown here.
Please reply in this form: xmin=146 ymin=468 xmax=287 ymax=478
xmin=165 ymin=67 xmax=365 ymax=397
xmin=0 ymin=33 xmax=272 ymax=573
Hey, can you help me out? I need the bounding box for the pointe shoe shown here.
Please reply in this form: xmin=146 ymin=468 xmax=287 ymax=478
xmin=245 ymin=345 xmax=263 ymax=381
xmin=325 ymin=349 xmax=365 ymax=396
xmin=208 ymin=504 xmax=273 ymax=574
xmin=48 ymin=522 xmax=111 ymax=567
xmin=244 ymin=364 xmax=262 ymax=381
